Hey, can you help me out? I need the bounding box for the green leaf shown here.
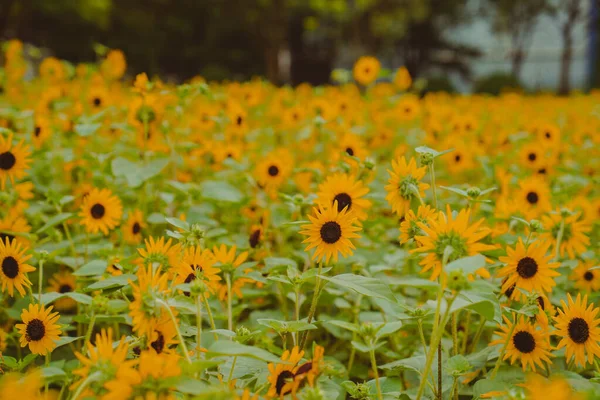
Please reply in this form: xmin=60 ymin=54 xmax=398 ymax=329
xmin=264 ymin=257 xmax=297 ymax=271
xmin=165 ymin=217 xmax=190 ymax=231
xmin=75 ymin=123 xmax=102 ymax=136
xmin=65 ymin=292 xmax=93 ymax=304
xmin=206 ymin=341 xmax=283 ymax=363
xmin=444 ymin=354 xmax=471 ymax=376
xmin=415 ymin=146 xmax=453 ymax=158
xmin=199 ymin=180 xmax=243 ymax=203
xmin=375 ymin=321 xmax=403 ymax=339
xmin=350 ymin=340 xmax=372 ymax=353
xmin=86 ymin=274 xmax=136 ymax=290
xmin=175 ymin=378 xmax=207 ymax=395
xmin=325 ymin=320 xmax=359 ymax=333
xmin=380 ymin=355 xmax=426 ymax=374
xmin=440 ymin=186 xmax=469 ymax=197
xmin=257 ymin=318 xmax=317 ymax=333
xmin=41 ymin=366 xmax=67 ymax=380
xmin=73 ymin=260 xmax=107 ymax=276
xmin=55 ymin=336 xmax=83 ymax=349
xmin=36 ymin=213 xmax=73 ymax=234
xmin=320 ymin=274 xmax=396 ymax=303
xmin=40 ymin=292 xmax=64 ymax=305
xmin=445 ymin=254 xmax=486 ymax=275
xmin=112 ymin=157 xmax=169 ymax=188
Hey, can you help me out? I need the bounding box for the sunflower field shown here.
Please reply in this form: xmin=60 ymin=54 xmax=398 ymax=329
xmin=0 ymin=41 xmax=599 ymax=400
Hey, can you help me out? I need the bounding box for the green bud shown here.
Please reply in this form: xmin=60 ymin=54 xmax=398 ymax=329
xmin=190 ymin=278 xmax=207 ymax=297
xmin=35 ymin=250 xmax=50 ymax=262
xmin=466 ymin=187 xmax=481 ymax=198
xmin=420 ymin=151 xmax=434 ymax=166
xmin=529 ymin=219 xmax=542 ymax=232
xmin=359 ymin=322 xmax=376 ymax=340
xmin=447 ymin=270 xmax=470 ymax=292
xmin=363 ymin=158 xmax=375 ymax=170
xmin=92 ymin=295 xmax=109 ymax=314
xmin=235 ymin=325 xmax=251 ymax=338
xmin=302 ymin=386 xmax=326 ymax=400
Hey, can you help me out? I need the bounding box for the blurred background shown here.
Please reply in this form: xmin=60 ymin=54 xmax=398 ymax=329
xmin=0 ymin=0 xmax=598 ymax=93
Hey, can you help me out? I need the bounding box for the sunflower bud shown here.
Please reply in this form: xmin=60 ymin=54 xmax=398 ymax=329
xmin=364 ymin=158 xmax=376 ymax=170
xmin=342 ymin=381 xmax=371 ymax=400
xmin=466 ymin=187 xmax=481 ymax=198
xmin=35 ymin=250 xmax=50 ymax=262
xmin=92 ymin=295 xmax=109 ymax=314
xmin=302 ymin=387 xmax=326 ymax=400
xmin=529 ymin=219 xmax=542 ymax=232
xmin=447 ymin=270 xmax=469 ymax=292
xmin=420 ymin=151 xmax=434 ymax=166
xmin=359 ymin=322 xmax=376 ymax=341
xmin=189 ymin=278 xmax=207 ymax=297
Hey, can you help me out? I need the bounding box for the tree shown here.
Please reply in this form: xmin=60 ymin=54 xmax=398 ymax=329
xmin=488 ymin=0 xmax=551 ymax=79
xmin=549 ymin=0 xmax=585 ymax=94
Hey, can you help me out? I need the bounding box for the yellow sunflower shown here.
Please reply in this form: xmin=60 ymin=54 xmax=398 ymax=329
xmin=129 ymin=265 xmax=173 ymax=338
xmin=399 ymin=204 xmax=438 ymax=244
xmin=0 ymin=215 xmax=31 ymax=247
xmin=539 ymin=211 xmax=590 ymax=260
xmin=254 ymin=149 xmax=293 ymax=197
xmin=385 ymin=156 xmax=429 ymax=217
xmin=315 ymin=173 xmax=371 ymax=221
xmin=521 ymin=374 xmax=582 ymax=400
xmin=0 ymin=133 xmax=32 ymax=190
xmin=497 ymin=238 xmax=560 ymax=301
xmin=266 ymin=346 xmax=305 ymax=399
xmin=32 ymin=116 xmax=52 ymax=149
xmin=79 ymin=188 xmax=123 ymax=235
xmin=122 ymin=209 xmax=146 ymax=245
xmin=335 ymin=132 xmax=368 ymax=163
xmin=491 ymin=314 xmax=553 ymax=372
xmin=212 ymin=244 xmax=252 ymax=301
xmin=553 ymin=293 xmax=600 ymax=367
xmin=147 ymin=313 xmax=179 ymax=355
xmin=293 ymin=344 xmax=325 ymax=388
xmin=174 ymin=246 xmax=221 ymax=297
xmin=299 ymin=201 xmax=362 ymax=264
xmin=0 ymin=238 xmax=35 ymax=297
xmin=137 ymin=236 xmax=182 ymax=273
xmin=353 ymin=56 xmax=380 ymax=86
xmin=571 ymin=260 xmax=600 ymax=292
xmin=101 ymin=49 xmax=127 ymax=80
xmin=0 ymin=371 xmax=43 ymax=400
xmin=514 ymin=176 xmax=552 ymax=220
xmin=394 ymin=66 xmax=412 ymax=90
xmin=0 ymin=327 xmax=7 ymax=352
xmin=47 ymin=271 xmax=77 ymax=312
xmin=412 ymin=206 xmax=495 ymax=281
xmin=16 ymin=303 xmax=61 ymax=355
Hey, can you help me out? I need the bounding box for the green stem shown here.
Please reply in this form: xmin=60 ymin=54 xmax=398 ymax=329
xmin=347 ymin=294 xmax=362 ymax=374
xmin=415 ymin=292 xmax=458 ymax=400
xmin=461 ymin=311 xmax=471 ymax=354
xmin=490 ymin=317 xmax=517 ymax=380
xmin=81 ymin=314 xmax=96 ymax=352
xmin=417 ymin=319 xmax=428 ymax=355
xmin=369 ymin=347 xmax=383 ymax=400
xmin=452 ymin=312 xmax=459 ymax=355
xmin=429 ymin=162 xmax=437 ymax=209
xmin=226 ymin=274 xmax=233 ymax=331
xmin=228 ymin=356 xmax=237 ymax=383
xmin=202 ymin=295 xmax=219 ymax=341
xmin=195 ymin=295 xmax=202 ymax=359
xmin=437 ymin=344 xmax=442 ymax=400
xmin=157 ymin=299 xmax=192 ymax=364
xmin=71 ymin=371 xmax=102 ymax=400
xmin=451 ymin=377 xmax=458 ymax=400
xmin=300 ymin=262 xmax=323 ymax=350
xmin=62 ymin=222 xmax=77 ymax=261
xmin=38 ymin=259 xmax=44 ymax=304
xmin=554 ymin=219 xmax=565 ymax=260
xmin=469 ymin=315 xmax=486 ymax=353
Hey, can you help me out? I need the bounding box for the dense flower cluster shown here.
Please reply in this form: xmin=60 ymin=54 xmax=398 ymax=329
xmin=0 ymin=40 xmax=598 ymax=399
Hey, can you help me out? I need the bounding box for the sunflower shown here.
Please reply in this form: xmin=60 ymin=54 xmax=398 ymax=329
xmin=538 ymin=211 xmax=590 ymax=260
xmin=0 ymin=327 xmax=7 ymax=352
xmin=315 ymin=173 xmax=371 ymax=221
xmin=521 ymin=374 xmax=581 ymax=400
xmin=174 ymin=246 xmax=220 ymax=297
xmin=518 ymin=142 xmax=553 ymax=171
xmin=137 ymin=236 xmax=182 ymax=273
xmin=0 ymin=133 xmax=31 ymax=190
xmin=353 ymin=56 xmax=380 ymax=86
xmin=514 ymin=176 xmax=552 ymax=220
xmin=536 ymin=123 xmax=561 ymax=147
xmin=299 ymin=201 xmax=362 ymax=264
xmin=294 ymin=344 xmax=325 ymax=388
xmin=572 ymin=260 xmax=600 ymax=292
xmin=412 ymin=206 xmax=495 ymax=281
xmin=0 ymin=238 xmax=35 ymax=297
xmin=212 ymin=244 xmax=252 ymax=301
xmin=47 ymin=271 xmax=77 ymax=312
xmin=0 ymin=371 xmax=43 ymax=400
xmin=123 ymin=209 xmax=146 ymax=244
xmin=129 ymin=265 xmax=173 ymax=338
xmin=101 ymin=49 xmax=127 ymax=80
xmin=254 ymin=149 xmax=293 ymax=197
xmin=32 ymin=116 xmax=52 ymax=149
xmin=335 ymin=133 xmax=368 ymax=163
xmin=385 ymin=156 xmax=429 ymax=217
xmin=0 ymin=215 xmax=31 ymax=247
xmin=79 ymin=188 xmax=123 ymax=235
xmin=394 ymin=66 xmax=412 ymax=90
xmin=396 ymin=95 xmax=421 ymax=122
xmin=87 ymin=84 xmax=109 ymax=111
xmin=553 ymin=293 xmax=600 ymax=367
xmin=491 ymin=314 xmax=552 ymax=372
xmin=399 ymin=204 xmax=438 ymax=244
xmin=497 ymin=238 xmax=560 ymax=301
xmin=147 ymin=313 xmax=178 ymax=354
xmin=266 ymin=346 xmax=305 ymax=399
xmin=15 ymin=304 xmax=61 ymax=355
xmin=73 ymin=328 xmax=137 ymax=394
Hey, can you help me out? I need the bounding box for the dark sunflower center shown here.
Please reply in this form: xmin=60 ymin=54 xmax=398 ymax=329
xmin=0 ymin=233 xmax=15 ymax=244
xmin=93 ymin=97 xmax=101 ymax=107
xmin=150 ymin=331 xmax=165 ymax=353
xmin=345 ymin=147 xmax=354 ymax=156
xmin=538 ymin=168 xmax=547 ymax=174
xmin=59 ymin=284 xmax=73 ymax=293
xmin=526 ymin=191 xmax=539 ymax=204
xmin=528 ymin=152 xmax=536 ymax=161
xmin=268 ymin=165 xmax=279 ymax=177
xmin=504 ymin=282 xmax=516 ymax=299
xmin=545 ymin=131 xmax=551 ymax=139
xmin=568 ymin=317 xmax=590 ymax=344
xmin=236 ymin=116 xmax=243 ymax=126
xmin=320 ymin=221 xmax=342 ymax=244
xmin=34 ymin=126 xmax=41 ymax=137
xmin=516 ymin=257 xmax=538 ymax=279
xmin=249 ymin=229 xmax=261 ymax=248
xmin=1 ymin=256 xmax=19 ymax=279
xmin=584 ymin=271 xmax=594 ymax=281
xmin=512 ymin=331 xmax=535 ymax=353
xmin=184 ymin=273 xmax=196 ymax=284
xmin=537 ymin=296 xmax=545 ymax=310
xmin=26 ymin=319 xmax=46 ymax=341
xmin=295 ymin=361 xmax=313 ymax=376
xmin=91 ymin=204 xmax=105 ymax=219
xmin=333 ymin=193 xmax=352 ymax=212
xmin=275 ymin=370 xmax=295 ymax=395
xmin=454 ymin=154 xmax=462 ymax=163
xmin=132 ymin=222 xmax=141 ymax=234
xmin=0 ymin=151 xmax=16 ymax=170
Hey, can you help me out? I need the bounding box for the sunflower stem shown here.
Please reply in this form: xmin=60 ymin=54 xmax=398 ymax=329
xmin=490 ymin=316 xmax=517 ymax=380
xmin=429 ymin=162 xmax=437 ymax=209
xmin=81 ymin=313 xmax=96 ymax=352
xmin=451 ymin=376 xmax=459 ymax=400
xmin=38 ymin=259 xmax=44 ymax=304
xmin=417 ymin=319 xmax=428 ymax=355
xmin=71 ymin=370 xmax=102 ymax=400
xmin=554 ymin=219 xmax=565 ymax=261
xmin=437 ymin=344 xmax=442 ymax=400
xmin=157 ymin=299 xmax=192 ymax=364
xmin=202 ymin=295 xmax=219 ymax=341
xmin=469 ymin=315 xmax=486 ymax=353
xmin=62 ymin=222 xmax=77 ymax=261
xmin=300 ymin=262 xmax=323 ymax=350
xmin=347 ymin=294 xmax=362 ymax=373
xmin=195 ymin=294 xmax=202 ymax=360
xmin=226 ymin=273 xmax=233 ymax=331
xmin=461 ymin=311 xmax=471 ymax=354
xmin=415 ymin=291 xmax=458 ymax=400
xmin=228 ymin=355 xmax=237 ymax=383
xmin=452 ymin=312 xmax=459 ymax=355
xmin=369 ymin=346 xmax=383 ymax=400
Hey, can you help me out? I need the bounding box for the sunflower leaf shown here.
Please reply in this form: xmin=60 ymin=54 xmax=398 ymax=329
xmin=36 ymin=213 xmax=74 ymax=234
xmin=206 ymin=340 xmax=283 ymax=364
xmin=320 ymin=274 xmax=396 ymax=303
xmin=73 ymin=259 xmax=107 ymax=276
